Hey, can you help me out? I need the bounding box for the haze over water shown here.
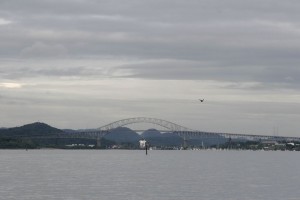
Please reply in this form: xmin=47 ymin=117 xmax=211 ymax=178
xmin=1 ymin=150 xmax=299 ymax=200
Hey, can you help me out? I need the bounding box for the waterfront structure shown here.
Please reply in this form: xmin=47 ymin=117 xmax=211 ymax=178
xmin=139 ymin=139 xmax=147 ymax=149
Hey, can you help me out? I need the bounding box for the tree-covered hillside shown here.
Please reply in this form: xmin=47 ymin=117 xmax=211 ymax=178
xmin=0 ymin=122 xmax=63 ymax=137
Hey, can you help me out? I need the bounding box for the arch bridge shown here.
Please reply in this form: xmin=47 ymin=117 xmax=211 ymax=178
xmin=69 ymin=117 xmax=300 ymax=142
xmin=98 ymin=117 xmax=194 ymax=132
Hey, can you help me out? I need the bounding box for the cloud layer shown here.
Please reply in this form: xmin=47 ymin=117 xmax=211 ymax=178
xmin=0 ymin=0 xmax=299 ymax=136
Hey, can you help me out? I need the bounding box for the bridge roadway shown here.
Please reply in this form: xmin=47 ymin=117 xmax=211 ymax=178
xmin=61 ymin=129 xmax=300 ymax=142
xmin=65 ymin=117 xmax=300 ymax=142
xmin=10 ymin=129 xmax=300 ymax=142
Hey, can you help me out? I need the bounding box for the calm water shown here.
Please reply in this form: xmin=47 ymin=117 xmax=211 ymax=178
xmin=0 ymin=150 xmax=300 ymax=200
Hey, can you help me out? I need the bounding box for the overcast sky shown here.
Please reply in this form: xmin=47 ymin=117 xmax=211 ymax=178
xmin=1 ymin=0 xmax=300 ymax=136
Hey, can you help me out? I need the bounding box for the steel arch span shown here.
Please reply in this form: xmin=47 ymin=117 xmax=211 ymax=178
xmin=98 ymin=117 xmax=194 ymax=132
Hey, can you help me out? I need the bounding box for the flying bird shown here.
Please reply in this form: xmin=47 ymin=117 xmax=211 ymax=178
xmin=199 ymin=99 xmax=204 ymax=102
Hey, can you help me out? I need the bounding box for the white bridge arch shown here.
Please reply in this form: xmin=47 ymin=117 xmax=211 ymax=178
xmin=98 ymin=117 xmax=194 ymax=132
xmin=54 ymin=117 xmax=300 ymax=142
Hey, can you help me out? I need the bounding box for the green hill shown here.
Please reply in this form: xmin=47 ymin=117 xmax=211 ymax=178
xmin=103 ymin=127 xmax=141 ymax=144
xmin=0 ymin=122 xmax=63 ymax=138
xmin=142 ymin=129 xmax=184 ymax=147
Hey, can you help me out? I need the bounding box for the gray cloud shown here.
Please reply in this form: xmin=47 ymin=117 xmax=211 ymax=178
xmin=20 ymin=42 xmax=68 ymax=58
xmin=112 ymin=60 xmax=300 ymax=90
xmin=1 ymin=0 xmax=300 ymax=89
xmin=0 ymin=0 xmax=300 ymax=135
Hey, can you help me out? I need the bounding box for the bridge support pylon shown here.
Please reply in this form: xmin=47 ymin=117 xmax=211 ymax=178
xmin=96 ymin=137 xmax=101 ymax=149
xmin=183 ymin=136 xmax=188 ymax=150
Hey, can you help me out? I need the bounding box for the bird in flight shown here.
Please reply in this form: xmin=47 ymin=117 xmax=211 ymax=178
xmin=199 ymin=99 xmax=204 ymax=102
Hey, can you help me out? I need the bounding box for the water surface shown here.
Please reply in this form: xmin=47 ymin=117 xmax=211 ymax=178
xmin=0 ymin=150 xmax=299 ymax=200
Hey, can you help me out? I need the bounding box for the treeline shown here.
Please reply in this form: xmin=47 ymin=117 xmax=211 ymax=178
xmin=211 ymin=141 xmax=300 ymax=151
xmin=0 ymin=138 xmax=38 ymax=149
xmin=0 ymin=137 xmax=117 ymax=149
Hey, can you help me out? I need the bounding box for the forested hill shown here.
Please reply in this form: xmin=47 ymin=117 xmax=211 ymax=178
xmin=0 ymin=122 xmax=63 ymax=137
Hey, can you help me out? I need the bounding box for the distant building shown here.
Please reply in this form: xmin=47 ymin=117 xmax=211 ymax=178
xmin=287 ymin=142 xmax=295 ymax=146
xmin=261 ymin=140 xmax=278 ymax=145
xmin=139 ymin=139 xmax=147 ymax=148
